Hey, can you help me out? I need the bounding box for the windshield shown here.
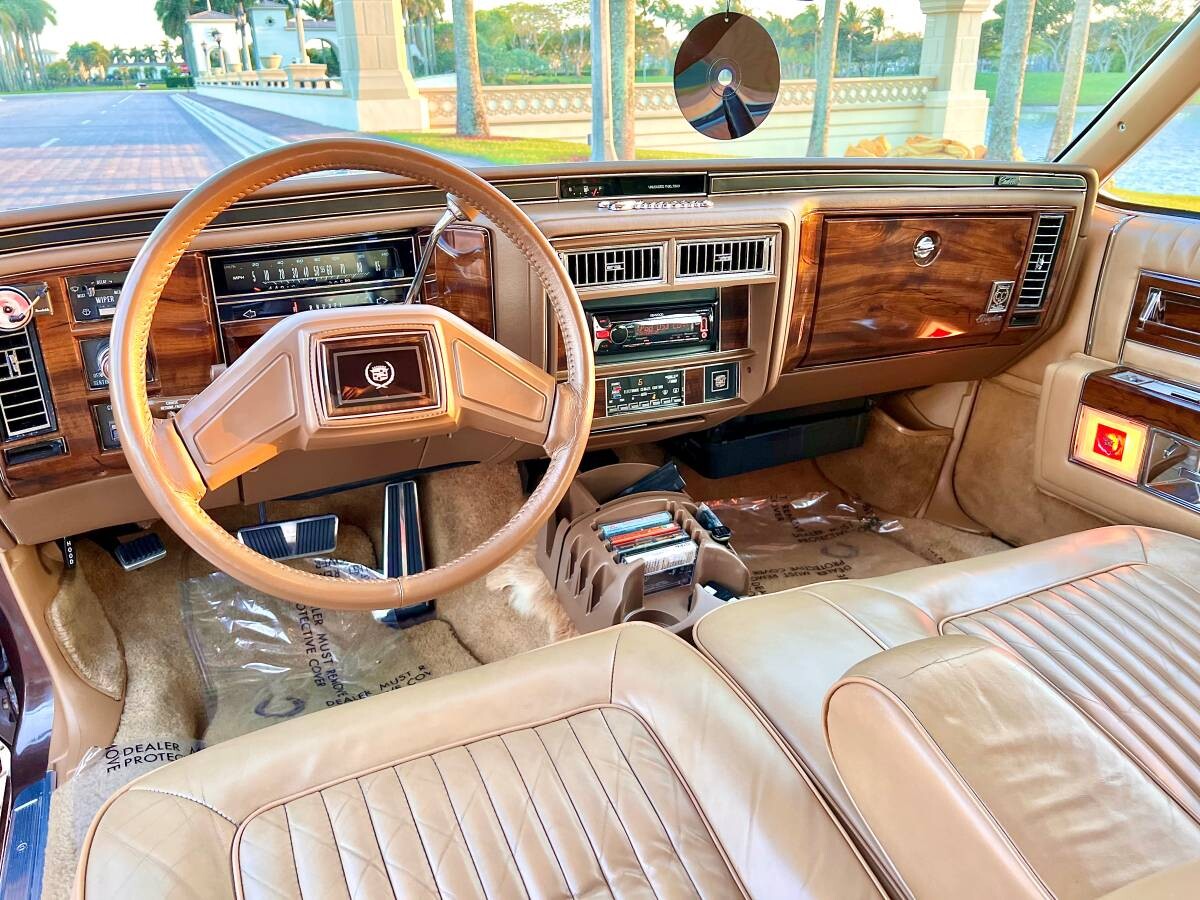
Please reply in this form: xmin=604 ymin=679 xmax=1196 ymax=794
xmin=0 ymin=0 xmax=1192 ymax=213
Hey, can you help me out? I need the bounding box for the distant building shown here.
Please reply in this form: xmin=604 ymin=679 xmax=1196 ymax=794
xmin=185 ymin=3 xmax=338 ymax=75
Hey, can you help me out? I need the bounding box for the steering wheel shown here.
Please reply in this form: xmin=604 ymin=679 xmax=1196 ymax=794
xmin=110 ymin=137 xmax=594 ymax=609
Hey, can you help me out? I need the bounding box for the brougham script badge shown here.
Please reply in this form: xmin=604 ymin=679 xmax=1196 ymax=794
xmin=364 ymin=360 xmax=396 ymax=390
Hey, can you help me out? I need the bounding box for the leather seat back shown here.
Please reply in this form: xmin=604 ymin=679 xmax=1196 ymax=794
xmin=826 ymin=636 xmax=1200 ymax=900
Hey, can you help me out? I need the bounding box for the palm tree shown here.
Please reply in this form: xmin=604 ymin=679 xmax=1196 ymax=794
xmin=590 ymin=0 xmax=616 ymax=160
xmin=65 ymin=41 xmax=89 ymax=80
xmin=452 ymin=0 xmax=488 ymax=136
xmin=400 ymin=0 xmax=441 ymax=77
xmin=0 ymin=0 xmax=56 ymax=89
xmin=159 ymin=39 xmax=175 ymax=65
xmin=300 ymin=0 xmax=333 ymax=18
xmin=155 ymin=0 xmax=198 ymax=74
xmin=867 ymin=6 xmax=886 ymax=75
xmin=87 ymin=41 xmax=111 ymax=80
xmin=611 ymin=0 xmax=635 ymax=159
xmin=838 ymin=2 xmax=869 ymax=74
xmin=986 ymin=0 xmax=1036 ymax=160
xmin=807 ymin=0 xmax=841 ymax=157
xmin=1047 ymin=0 xmax=1092 ymax=158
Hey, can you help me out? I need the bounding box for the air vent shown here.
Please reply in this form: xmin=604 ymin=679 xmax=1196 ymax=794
xmin=560 ymin=243 xmax=665 ymax=289
xmin=676 ymin=235 xmax=775 ymax=280
xmin=0 ymin=326 xmax=56 ymax=442
xmin=1017 ymin=214 xmax=1066 ymax=309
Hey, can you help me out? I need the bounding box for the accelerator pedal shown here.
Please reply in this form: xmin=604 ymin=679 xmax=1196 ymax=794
xmin=375 ymin=480 xmax=435 ymax=628
xmin=237 ymin=514 xmax=338 ymax=561
xmin=92 ymin=526 xmax=166 ymax=571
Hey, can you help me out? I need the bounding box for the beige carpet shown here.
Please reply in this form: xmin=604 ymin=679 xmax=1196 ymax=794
xmin=42 ymin=465 xmax=560 ymax=900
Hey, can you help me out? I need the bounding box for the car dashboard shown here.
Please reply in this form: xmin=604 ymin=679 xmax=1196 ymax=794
xmin=0 ymin=160 xmax=1096 ymax=545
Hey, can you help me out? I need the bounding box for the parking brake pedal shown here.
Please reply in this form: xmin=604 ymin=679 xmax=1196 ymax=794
xmin=237 ymin=514 xmax=338 ymax=561
xmin=376 ymin=480 xmax=435 ymax=628
xmin=92 ymin=527 xmax=166 ymax=571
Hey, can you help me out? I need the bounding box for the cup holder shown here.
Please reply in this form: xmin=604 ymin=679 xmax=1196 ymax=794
xmin=622 ymin=608 xmax=682 ymax=628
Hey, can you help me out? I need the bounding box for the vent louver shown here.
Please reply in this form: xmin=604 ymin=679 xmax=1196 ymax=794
xmin=676 ymin=235 xmax=775 ymax=279
xmin=560 ymin=243 xmax=665 ymax=289
xmin=1017 ymin=214 xmax=1065 ymax=309
xmin=0 ymin=326 xmax=56 ymax=442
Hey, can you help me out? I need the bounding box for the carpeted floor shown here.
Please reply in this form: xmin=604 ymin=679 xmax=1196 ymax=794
xmin=41 ymin=463 xmax=559 ymax=900
xmin=41 ymin=453 xmax=1010 ymax=897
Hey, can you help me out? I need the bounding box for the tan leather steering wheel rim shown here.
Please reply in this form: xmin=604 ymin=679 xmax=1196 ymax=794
xmin=111 ymin=137 xmax=593 ymax=609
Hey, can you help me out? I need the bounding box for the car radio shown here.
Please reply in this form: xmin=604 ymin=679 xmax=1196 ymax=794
xmin=587 ymin=290 xmax=718 ymax=357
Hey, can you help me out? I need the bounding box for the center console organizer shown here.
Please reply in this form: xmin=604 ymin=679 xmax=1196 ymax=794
xmin=536 ymin=463 xmax=750 ymax=635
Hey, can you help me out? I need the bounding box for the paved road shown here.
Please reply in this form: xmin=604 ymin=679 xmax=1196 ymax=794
xmin=0 ymin=90 xmax=344 ymax=213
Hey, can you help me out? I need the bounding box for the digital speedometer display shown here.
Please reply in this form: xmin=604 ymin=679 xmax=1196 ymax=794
xmin=219 ymin=247 xmax=401 ymax=294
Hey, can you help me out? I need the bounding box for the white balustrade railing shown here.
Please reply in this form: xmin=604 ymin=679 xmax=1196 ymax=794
xmin=196 ymin=70 xmax=343 ymax=92
xmin=422 ymin=75 xmax=935 ymax=128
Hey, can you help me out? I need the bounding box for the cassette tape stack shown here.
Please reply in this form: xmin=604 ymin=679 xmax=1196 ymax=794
xmin=599 ymin=511 xmax=698 ymax=594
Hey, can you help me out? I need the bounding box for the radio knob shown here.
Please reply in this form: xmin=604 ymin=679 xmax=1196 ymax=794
xmin=98 ymin=345 xmax=113 ymax=383
xmin=0 ymin=287 xmax=33 ymax=332
xmin=610 ymin=325 xmax=630 ymax=345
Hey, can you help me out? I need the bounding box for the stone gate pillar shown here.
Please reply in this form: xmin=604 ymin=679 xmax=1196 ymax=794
xmin=334 ymin=0 xmax=428 ymax=131
xmin=917 ymin=0 xmax=990 ymax=149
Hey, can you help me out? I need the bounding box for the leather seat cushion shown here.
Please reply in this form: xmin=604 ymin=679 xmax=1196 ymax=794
xmin=695 ymin=525 xmax=1200 ymax=891
xmin=78 ymin=623 xmax=881 ymax=899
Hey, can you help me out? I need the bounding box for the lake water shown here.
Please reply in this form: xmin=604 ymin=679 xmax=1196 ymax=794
xmin=1008 ymin=104 xmax=1200 ymax=195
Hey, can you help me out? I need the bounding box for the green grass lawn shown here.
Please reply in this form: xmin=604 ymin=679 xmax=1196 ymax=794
xmin=975 ymin=71 xmax=1135 ymax=107
xmin=1103 ymin=184 xmax=1200 ymax=213
xmin=380 ymin=131 xmax=718 ymax=165
xmin=0 ymin=83 xmax=169 ymax=96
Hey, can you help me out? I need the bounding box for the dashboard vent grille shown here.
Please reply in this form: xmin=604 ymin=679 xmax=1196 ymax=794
xmin=561 ymin=243 xmax=665 ymax=289
xmin=1017 ymin=214 xmax=1065 ymax=309
xmin=0 ymin=326 xmax=56 ymax=442
xmin=676 ymin=235 xmax=775 ymax=279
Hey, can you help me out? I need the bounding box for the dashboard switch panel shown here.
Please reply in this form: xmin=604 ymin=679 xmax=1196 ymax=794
xmin=604 ymin=370 xmax=685 ymax=416
xmin=92 ymin=403 xmax=121 ymax=451
xmin=66 ymin=270 xmax=127 ymax=323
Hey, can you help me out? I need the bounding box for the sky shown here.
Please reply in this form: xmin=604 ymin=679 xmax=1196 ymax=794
xmin=37 ymin=0 xmax=933 ymax=59
xmin=41 ymin=1 xmax=170 ymax=56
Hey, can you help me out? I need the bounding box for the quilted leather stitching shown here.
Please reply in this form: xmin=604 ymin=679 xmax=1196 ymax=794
xmin=943 ymin=563 xmax=1200 ymax=823
xmin=235 ymin=709 xmax=739 ymax=899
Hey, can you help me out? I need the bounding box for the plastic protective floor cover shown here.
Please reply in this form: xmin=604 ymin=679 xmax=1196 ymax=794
xmin=709 ymin=491 xmax=932 ymax=594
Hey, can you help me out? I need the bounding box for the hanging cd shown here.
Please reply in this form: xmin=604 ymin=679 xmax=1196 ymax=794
xmin=673 ymin=12 xmax=780 ymax=140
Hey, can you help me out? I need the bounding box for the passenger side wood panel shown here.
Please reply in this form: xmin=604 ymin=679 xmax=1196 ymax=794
xmin=804 ymin=213 xmax=1033 ymax=365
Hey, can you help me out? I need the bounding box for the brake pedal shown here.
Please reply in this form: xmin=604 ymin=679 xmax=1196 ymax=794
xmin=237 ymin=514 xmax=338 ymax=561
xmin=376 ymin=480 xmax=435 ymax=627
xmin=92 ymin=527 xmax=166 ymax=571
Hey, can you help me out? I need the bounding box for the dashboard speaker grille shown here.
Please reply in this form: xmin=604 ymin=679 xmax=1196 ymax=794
xmin=561 ymin=243 xmax=665 ymax=289
xmin=1017 ymin=214 xmax=1065 ymax=309
xmin=676 ymin=235 xmax=775 ymax=279
xmin=0 ymin=325 xmax=56 ymax=442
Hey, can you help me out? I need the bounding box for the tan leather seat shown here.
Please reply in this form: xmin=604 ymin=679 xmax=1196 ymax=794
xmin=694 ymin=525 xmax=1200 ymax=896
xmin=825 ymin=635 xmax=1200 ymax=899
xmin=78 ymin=623 xmax=881 ymax=899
